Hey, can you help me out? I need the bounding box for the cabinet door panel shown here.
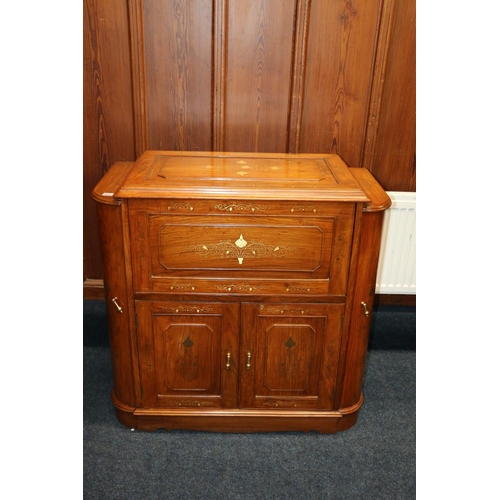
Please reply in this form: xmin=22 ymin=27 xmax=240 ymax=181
xmin=240 ymin=303 xmax=344 ymax=410
xmin=262 ymin=323 xmax=318 ymax=392
xmin=136 ymin=301 xmax=239 ymax=409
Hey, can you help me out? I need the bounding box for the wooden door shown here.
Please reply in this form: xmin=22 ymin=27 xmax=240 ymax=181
xmin=135 ymin=301 xmax=239 ymax=409
xmin=240 ymin=303 xmax=344 ymax=410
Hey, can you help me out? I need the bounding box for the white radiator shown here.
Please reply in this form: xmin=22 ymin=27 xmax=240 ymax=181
xmin=376 ymin=192 xmax=416 ymax=294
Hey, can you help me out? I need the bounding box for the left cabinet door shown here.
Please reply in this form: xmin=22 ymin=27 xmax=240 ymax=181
xmin=135 ymin=301 xmax=239 ymax=409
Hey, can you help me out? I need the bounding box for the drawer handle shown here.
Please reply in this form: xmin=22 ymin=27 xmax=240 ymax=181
xmin=361 ymin=301 xmax=369 ymax=317
xmin=246 ymin=352 xmax=252 ymax=370
xmin=226 ymin=352 xmax=231 ymax=370
xmin=112 ymin=297 xmax=123 ymax=313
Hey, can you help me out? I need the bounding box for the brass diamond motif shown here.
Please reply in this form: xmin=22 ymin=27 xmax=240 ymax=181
xmin=183 ymin=337 xmax=194 ymax=348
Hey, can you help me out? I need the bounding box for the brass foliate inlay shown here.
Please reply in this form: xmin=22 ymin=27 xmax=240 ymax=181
xmin=174 ymin=401 xmax=214 ymax=407
xmin=235 ymin=234 xmax=248 ymax=249
xmin=161 ymin=306 xmax=214 ymax=313
xmin=262 ymin=401 xmax=305 ymax=408
xmin=214 ymin=283 xmax=267 ymax=292
xmin=214 ymin=202 xmax=270 ymax=212
xmin=263 ymin=306 xmax=309 ymax=315
xmin=168 ymin=202 xmax=194 ymax=211
xmin=188 ymin=233 xmax=295 ymax=265
xmin=285 ymin=337 xmax=296 ymax=348
xmin=290 ymin=205 xmax=317 ymax=213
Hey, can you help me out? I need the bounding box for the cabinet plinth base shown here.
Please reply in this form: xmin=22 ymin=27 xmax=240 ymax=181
xmin=112 ymin=391 xmax=364 ymax=434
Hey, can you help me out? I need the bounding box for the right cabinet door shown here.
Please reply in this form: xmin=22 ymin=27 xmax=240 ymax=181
xmin=240 ymin=303 xmax=345 ymax=410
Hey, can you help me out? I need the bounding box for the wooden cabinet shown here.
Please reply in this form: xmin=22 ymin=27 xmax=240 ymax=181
xmin=92 ymin=151 xmax=390 ymax=433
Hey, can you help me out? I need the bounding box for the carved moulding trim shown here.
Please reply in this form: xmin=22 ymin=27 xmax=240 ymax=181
xmin=339 ymin=394 xmax=364 ymax=415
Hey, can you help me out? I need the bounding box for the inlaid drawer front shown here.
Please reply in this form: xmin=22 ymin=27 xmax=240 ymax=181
xmin=158 ymin=279 xmax=331 ymax=295
xmin=129 ymin=198 xmax=355 ymax=217
xmin=156 ymin=217 xmax=323 ymax=271
xmin=130 ymin=214 xmax=353 ymax=295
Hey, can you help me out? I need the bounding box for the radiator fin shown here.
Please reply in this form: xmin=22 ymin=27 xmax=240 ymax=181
xmin=376 ymin=192 xmax=416 ymax=294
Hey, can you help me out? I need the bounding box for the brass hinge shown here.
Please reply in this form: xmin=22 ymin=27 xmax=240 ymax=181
xmin=135 ymin=313 xmax=139 ymax=329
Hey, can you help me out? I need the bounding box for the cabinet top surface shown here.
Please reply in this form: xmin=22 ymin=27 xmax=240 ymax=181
xmin=114 ymin=151 xmax=372 ymax=202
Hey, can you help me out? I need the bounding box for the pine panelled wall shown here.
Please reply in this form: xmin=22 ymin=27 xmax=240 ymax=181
xmin=83 ymin=0 xmax=416 ymax=299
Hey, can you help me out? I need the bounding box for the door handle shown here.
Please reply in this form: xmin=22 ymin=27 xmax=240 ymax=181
xmin=361 ymin=301 xmax=369 ymax=317
xmin=112 ymin=297 xmax=123 ymax=313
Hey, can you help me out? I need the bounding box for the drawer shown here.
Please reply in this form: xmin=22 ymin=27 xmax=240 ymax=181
xmin=129 ymin=210 xmax=354 ymax=296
